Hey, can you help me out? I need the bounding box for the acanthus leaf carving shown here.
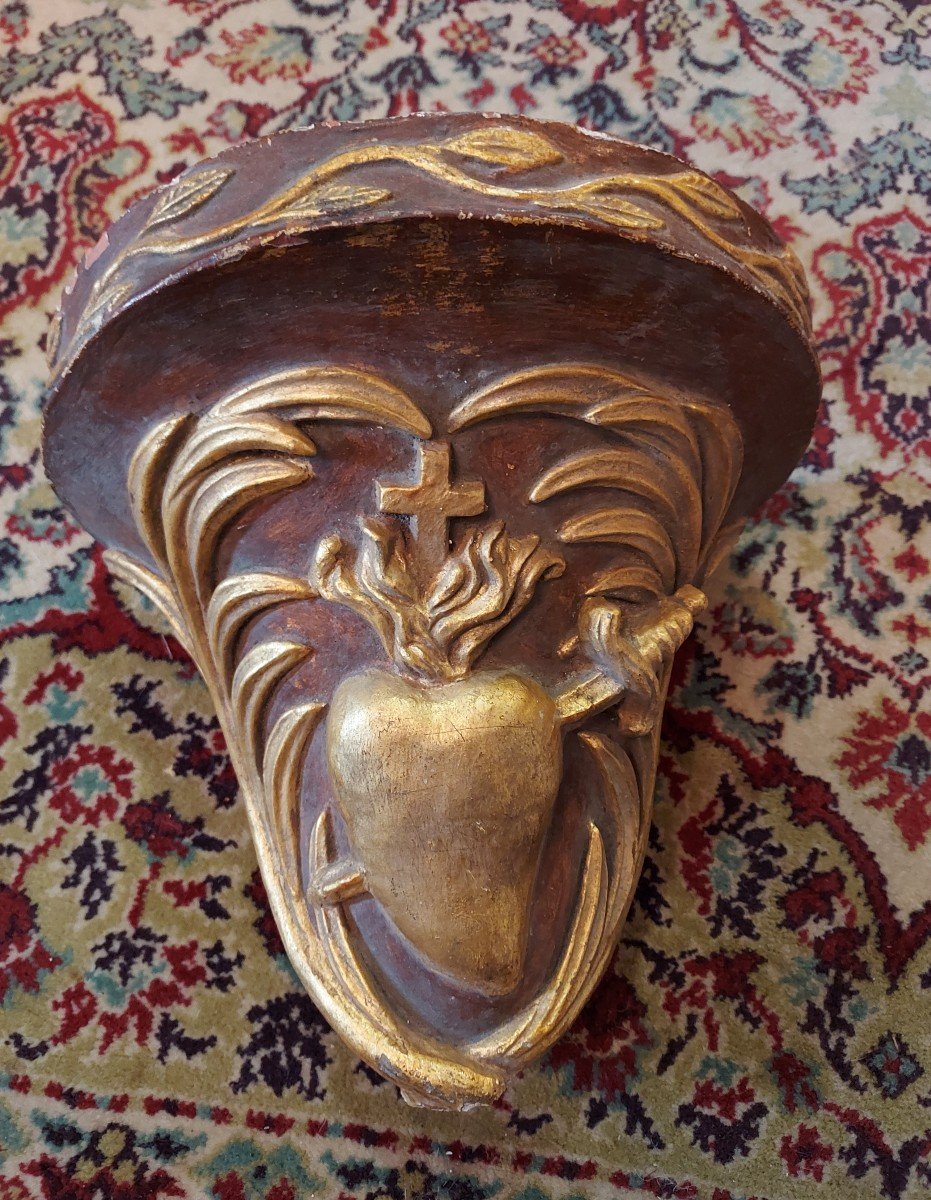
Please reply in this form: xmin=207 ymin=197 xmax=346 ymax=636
xmin=104 ymin=362 xmax=742 ymax=1109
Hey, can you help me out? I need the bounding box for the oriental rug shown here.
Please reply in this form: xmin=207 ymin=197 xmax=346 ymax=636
xmin=0 ymin=1 xmax=929 ymax=1197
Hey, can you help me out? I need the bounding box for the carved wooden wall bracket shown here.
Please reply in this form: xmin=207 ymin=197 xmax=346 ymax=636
xmin=43 ymin=115 xmax=821 ymax=1110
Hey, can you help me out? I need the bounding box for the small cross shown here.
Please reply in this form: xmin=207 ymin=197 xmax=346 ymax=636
xmin=377 ymin=441 xmax=485 ymax=577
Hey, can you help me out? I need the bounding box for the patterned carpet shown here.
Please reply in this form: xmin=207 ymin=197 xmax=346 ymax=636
xmin=1 ymin=1 xmax=929 ymax=1197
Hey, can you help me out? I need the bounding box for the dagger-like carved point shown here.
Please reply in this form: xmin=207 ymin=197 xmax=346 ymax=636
xmin=554 ymin=584 xmax=707 ymax=730
xmin=310 ymin=861 xmax=368 ymax=907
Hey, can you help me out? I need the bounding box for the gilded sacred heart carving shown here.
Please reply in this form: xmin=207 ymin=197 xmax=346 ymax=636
xmin=43 ymin=115 xmax=821 ymax=1108
xmin=318 ymin=441 xmax=566 ymax=996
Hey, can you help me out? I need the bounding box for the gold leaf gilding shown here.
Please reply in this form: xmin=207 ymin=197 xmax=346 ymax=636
xmin=146 ymin=166 xmax=234 ymax=230
xmin=104 ymin=362 xmax=740 ymax=1109
xmin=442 ymin=126 xmax=565 ymax=171
xmin=65 ymin=125 xmax=809 ymax=359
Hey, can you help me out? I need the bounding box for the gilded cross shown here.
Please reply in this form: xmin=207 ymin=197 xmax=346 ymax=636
xmin=377 ymin=441 xmax=485 ymax=577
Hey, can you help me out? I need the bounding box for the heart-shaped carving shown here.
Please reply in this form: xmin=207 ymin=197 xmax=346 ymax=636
xmin=327 ymin=668 xmax=562 ymax=995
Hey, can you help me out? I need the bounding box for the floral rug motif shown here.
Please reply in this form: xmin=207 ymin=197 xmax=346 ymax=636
xmin=1 ymin=1 xmax=930 ymax=1197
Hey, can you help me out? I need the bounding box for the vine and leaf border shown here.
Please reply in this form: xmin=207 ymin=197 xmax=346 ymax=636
xmin=51 ymin=124 xmax=809 ymax=365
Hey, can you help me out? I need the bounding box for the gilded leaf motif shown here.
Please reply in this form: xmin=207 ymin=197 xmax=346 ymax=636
xmin=145 ymin=166 xmax=234 ymax=229
xmin=442 ymin=127 xmax=564 ymax=172
xmin=570 ymin=183 xmax=664 ymax=231
xmin=670 ymin=171 xmax=745 ymax=222
xmin=276 ymin=182 xmax=393 ymax=221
